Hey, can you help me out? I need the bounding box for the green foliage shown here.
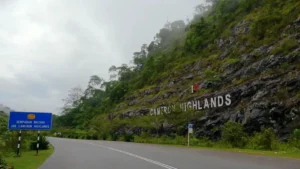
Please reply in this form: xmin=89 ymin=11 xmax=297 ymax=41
xmin=0 ymin=114 xmax=8 ymax=136
xmin=297 ymin=92 xmax=300 ymax=99
xmin=275 ymin=88 xmax=289 ymax=101
xmin=247 ymin=128 xmax=278 ymax=150
xmin=29 ymin=136 xmax=49 ymax=150
xmin=271 ymin=38 xmax=298 ymax=55
xmin=289 ymin=129 xmax=300 ymax=149
xmin=250 ymin=0 xmax=299 ymax=42
xmin=0 ymin=155 xmax=7 ymax=169
xmin=189 ymin=136 xmax=214 ymax=147
xmin=135 ymin=135 xmax=186 ymax=145
xmin=204 ymin=69 xmax=217 ymax=78
xmin=280 ymin=62 xmax=290 ymax=69
xmin=251 ymin=13 xmax=282 ymax=40
xmin=110 ymin=133 xmax=119 ymax=141
xmin=233 ymin=77 xmax=248 ymax=85
xmin=225 ymin=58 xmax=240 ymax=64
xmin=221 ymin=121 xmax=248 ymax=148
xmin=123 ymin=134 xmax=135 ymax=142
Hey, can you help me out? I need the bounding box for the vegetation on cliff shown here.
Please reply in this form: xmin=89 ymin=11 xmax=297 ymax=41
xmin=53 ymin=0 xmax=300 ymax=153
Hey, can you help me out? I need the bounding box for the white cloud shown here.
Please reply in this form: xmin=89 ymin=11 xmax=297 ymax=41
xmin=0 ymin=0 xmax=203 ymax=114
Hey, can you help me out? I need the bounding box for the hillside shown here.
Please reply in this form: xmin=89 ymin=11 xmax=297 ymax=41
xmin=54 ymin=0 xmax=300 ymax=142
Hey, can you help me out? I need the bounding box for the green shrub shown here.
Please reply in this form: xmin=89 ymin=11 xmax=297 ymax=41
xmin=280 ymin=62 xmax=289 ymax=69
xmin=225 ymin=58 xmax=240 ymax=64
xmin=275 ymin=88 xmax=289 ymax=101
xmin=173 ymin=135 xmax=186 ymax=145
xmin=0 ymin=155 xmax=7 ymax=169
xmin=204 ymin=69 xmax=217 ymax=78
xmin=189 ymin=136 xmax=214 ymax=147
xmin=1 ymin=131 xmax=32 ymax=153
xmin=289 ymin=129 xmax=300 ymax=149
xmin=221 ymin=121 xmax=248 ymax=148
xmin=233 ymin=78 xmax=246 ymax=85
xmin=101 ymin=133 xmax=109 ymax=140
xmin=124 ymin=134 xmax=135 ymax=142
xmin=29 ymin=136 xmax=49 ymax=150
xmin=247 ymin=128 xmax=278 ymax=150
xmin=251 ymin=13 xmax=282 ymax=40
xmin=189 ymin=136 xmax=200 ymax=146
xmin=111 ymin=133 xmax=119 ymax=141
xmin=296 ymin=92 xmax=300 ymax=99
xmin=217 ymin=141 xmax=231 ymax=149
xmin=134 ymin=136 xmax=147 ymax=143
xmin=271 ymin=38 xmax=298 ymax=55
xmin=92 ymin=135 xmax=98 ymax=140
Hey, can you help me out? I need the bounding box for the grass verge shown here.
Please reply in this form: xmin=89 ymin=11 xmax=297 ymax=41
xmin=5 ymin=145 xmax=54 ymax=169
xmin=148 ymin=143 xmax=300 ymax=159
xmin=184 ymin=146 xmax=300 ymax=159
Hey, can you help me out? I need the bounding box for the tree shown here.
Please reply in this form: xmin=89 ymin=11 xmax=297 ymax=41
xmin=109 ymin=65 xmax=118 ymax=80
xmin=84 ymin=75 xmax=104 ymax=99
xmin=0 ymin=113 xmax=8 ymax=136
xmin=133 ymin=44 xmax=148 ymax=70
xmin=170 ymin=20 xmax=185 ymax=30
xmin=62 ymin=86 xmax=84 ymax=111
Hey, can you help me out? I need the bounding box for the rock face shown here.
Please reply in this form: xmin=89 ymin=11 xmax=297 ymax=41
xmin=112 ymin=19 xmax=300 ymax=139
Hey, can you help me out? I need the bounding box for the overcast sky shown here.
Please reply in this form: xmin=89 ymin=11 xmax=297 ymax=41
xmin=0 ymin=0 xmax=203 ymax=114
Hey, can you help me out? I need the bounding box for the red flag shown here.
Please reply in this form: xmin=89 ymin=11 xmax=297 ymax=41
xmin=191 ymin=84 xmax=200 ymax=93
xmin=194 ymin=84 xmax=200 ymax=91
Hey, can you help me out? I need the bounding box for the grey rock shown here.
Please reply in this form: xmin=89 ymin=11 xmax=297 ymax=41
xmin=168 ymin=81 xmax=175 ymax=88
xmin=252 ymin=90 xmax=268 ymax=102
xmin=219 ymin=50 xmax=229 ymax=60
xmin=193 ymin=61 xmax=201 ymax=71
xmin=185 ymin=74 xmax=194 ymax=80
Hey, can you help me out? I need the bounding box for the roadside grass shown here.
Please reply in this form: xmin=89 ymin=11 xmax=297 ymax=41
xmin=5 ymin=145 xmax=53 ymax=169
xmin=145 ymin=143 xmax=300 ymax=159
xmin=185 ymin=146 xmax=300 ymax=159
xmin=131 ymin=136 xmax=300 ymax=159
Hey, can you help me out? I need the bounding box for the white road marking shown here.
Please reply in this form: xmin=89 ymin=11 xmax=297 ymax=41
xmin=87 ymin=142 xmax=178 ymax=169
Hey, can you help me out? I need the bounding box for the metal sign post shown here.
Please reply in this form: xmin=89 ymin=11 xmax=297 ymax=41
xmin=16 ymin=130 xmax=22 ymax=157
xmin=188 ymin=131 xmax=190 ymax=146
xmin=36 ymin=130 xmax=40 ymax=155
xmin=188 ymin=124 xmax=193 ymax=146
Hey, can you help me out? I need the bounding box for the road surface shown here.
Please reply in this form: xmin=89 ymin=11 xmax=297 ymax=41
xmin=40 ymin=137 xmax=300 ymax=169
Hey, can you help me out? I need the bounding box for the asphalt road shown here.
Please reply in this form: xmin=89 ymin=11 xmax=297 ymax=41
xmin=40 ymin=137 xmax=300 ymax=169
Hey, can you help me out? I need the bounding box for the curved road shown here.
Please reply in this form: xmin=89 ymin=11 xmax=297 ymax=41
xmin=40 ymin=137 xmax=300 ymax=169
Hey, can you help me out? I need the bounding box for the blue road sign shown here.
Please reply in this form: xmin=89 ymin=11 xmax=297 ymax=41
xmin=8 ymin=112 xmax=52 ymax=131
xmin=188 ymin=124 xmax=193 ymax=128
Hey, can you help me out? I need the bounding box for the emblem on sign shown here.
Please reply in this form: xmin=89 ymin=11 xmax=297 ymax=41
xmin=27 ymin=114 xmax=36 ymax=120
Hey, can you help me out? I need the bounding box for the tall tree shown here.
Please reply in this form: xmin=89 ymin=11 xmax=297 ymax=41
xmin=62 ymin=86 xmax=84 ymax=111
